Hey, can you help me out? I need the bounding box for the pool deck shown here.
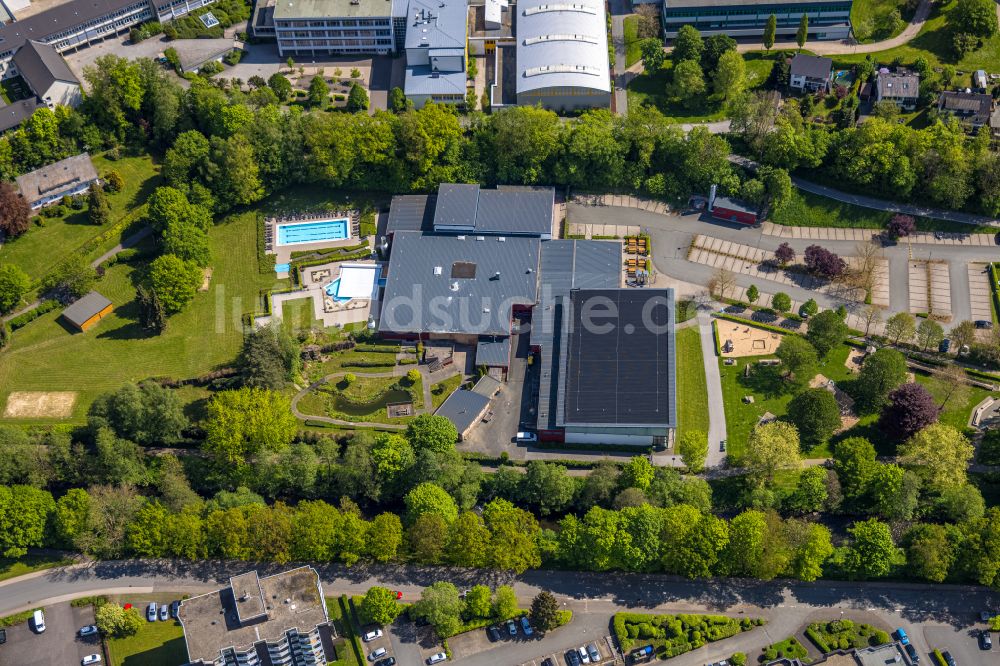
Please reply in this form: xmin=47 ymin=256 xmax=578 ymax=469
xmin=260 ymin=258 xmax=382 ymax=330
xmin=267 ymin=211 xmax=362 ymax=269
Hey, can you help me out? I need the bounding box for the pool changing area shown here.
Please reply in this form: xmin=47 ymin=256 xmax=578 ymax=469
xmin=324 ymin=264 xmax=381 ymax=303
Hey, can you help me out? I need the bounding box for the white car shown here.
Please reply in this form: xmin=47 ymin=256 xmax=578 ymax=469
xmin=82 ymin=656 xmax=102 ymax=665
xmin=146 ymin=602 xmax=158 ymax=621
xmin=368 ymin=647 xmax=387 ymax=661
xmin=426 ymin=653 xmax=447 ymax=665
xmin=363 ymin=629 xmax=383 ymax=642
xmin=516 ymin=431 xmax=537 ymax=443
xmin=579 ymin=646 xmax=591 ymax=663
xmin=78 ymin=625 xmax=99 ymax=637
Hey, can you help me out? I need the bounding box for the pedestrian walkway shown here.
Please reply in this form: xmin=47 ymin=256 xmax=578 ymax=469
xmin=761 ymin=222 xmax=997 ymax=247
xmin=569 ymin=192 xmax=671 ymax=215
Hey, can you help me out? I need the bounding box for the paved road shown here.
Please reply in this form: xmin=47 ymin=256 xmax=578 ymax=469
xmin=568 ymin=203 xmax=999 ymax=325
xmin=698 ymin=311 xmax=728 ymax=468
xmin=2 ymin=560 xmax=999 ymax=666
xmin=608 ymin=0 xmax=631 ymax=115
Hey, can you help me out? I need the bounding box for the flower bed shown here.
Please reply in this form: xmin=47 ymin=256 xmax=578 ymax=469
xmin=613 ymin=613 xmax=764 ymax=658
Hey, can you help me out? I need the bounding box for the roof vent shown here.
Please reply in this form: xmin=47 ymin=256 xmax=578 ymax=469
xmin=456 ymin=235 xmax=465 ymax=240
xmin=433 ymin=266 xmax=443 ymax=275
xmin=450 ymin=281 xmax=460 ymax=291
xmin=498 ymin=236 xmax=506 ymax=242
xmin=483 ymin=307 xmax=490 ymax=313
xmin=476 ymin=235 xmax=485 ymax=241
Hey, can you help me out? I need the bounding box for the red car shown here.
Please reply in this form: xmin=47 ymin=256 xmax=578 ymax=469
xmin=394 ymin=591 xmax=403 ymax=600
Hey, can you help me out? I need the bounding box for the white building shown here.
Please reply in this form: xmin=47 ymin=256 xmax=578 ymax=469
xmin=271 ymin=0 xmax=406 ymax=56
xmin=12 ymin=41 xmax=82 ymax=109
xmin=403 ymin=0 xmax=469 ymax=107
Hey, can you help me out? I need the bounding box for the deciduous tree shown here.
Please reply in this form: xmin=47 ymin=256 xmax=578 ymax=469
xmin=411 ymin=582 xmax=464 ymax=637
xmin=0 ymin=181 xmax=30 ymax=237
xmin=678 ymin=430 xmax=709 ymax=473
xmin=0 ymin=264 xmax=29 ymax=314
xmin=806 ymin=310 xmax=848 ymax=357
xmin=878 ymin=383 xmax=939 ymax=441
xmin=359 ymin=586 xmax=403 ymax=626
xmin=855 ymin=348 xmax=907 ymax=413
xmin=843 ymin=518 xmax=897 ymax=579
xmin=775 ymin=335 xmax=819 ymax=383
xmin=148 ymin=254 xmax=201 ymax=314
xmin=885 ymin=311 xmax=916 ymax=345
xmin=746 ymin=421 xmax=800 ymax=482
xmin=898 ymin=423 xmax=973 ymax=492
xmin=787 ymin=388 xmax=842 ymax=447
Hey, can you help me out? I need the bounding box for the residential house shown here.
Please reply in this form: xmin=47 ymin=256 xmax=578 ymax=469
xmin=12 ymin=40 xmax=81 ymax=109
xmin=875 ymin=70 xmax=919 ymax=110
xmin=15 ymin=153 xmax=99 ymax=209
xmin=937 ymin=90 xmax=994 ymax=132
xmin=789 ymin=54 xmax=832 ymax=92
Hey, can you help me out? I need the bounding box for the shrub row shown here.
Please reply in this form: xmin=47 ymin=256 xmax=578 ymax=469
xmin=613 ymin=612 xmax=763 ymax=653
xmin=354 ymin=344 xmax=401 ymax=353
xmin=9 ymin=299 xmax=59 ymax=331
xmin=805 ymin=627 xmax=831 ymax=653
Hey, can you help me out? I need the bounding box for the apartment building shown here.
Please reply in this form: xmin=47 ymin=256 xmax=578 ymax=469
xmin=272 ymin=0 xmax=406 ymax=56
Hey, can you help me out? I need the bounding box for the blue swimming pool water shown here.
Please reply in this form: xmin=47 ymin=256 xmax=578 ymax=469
xmin=274 ymin=262 xmax=290 ymax=273
xmin=277 ymin=219 xmax=349 ymax=245
xmin=324 ymin=278 xmax=352 ymax=302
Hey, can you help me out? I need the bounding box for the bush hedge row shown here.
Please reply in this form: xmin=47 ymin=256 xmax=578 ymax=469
xmin=613 ymin=612 xmax=763 ymax=654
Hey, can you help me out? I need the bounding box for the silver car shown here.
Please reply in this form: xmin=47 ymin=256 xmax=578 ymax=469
xmin=146 ymin=602 xmax=157 ymax=622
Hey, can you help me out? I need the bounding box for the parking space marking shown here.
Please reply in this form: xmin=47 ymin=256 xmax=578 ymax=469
xmin=968 ymin=263 xmax=993 ymax=323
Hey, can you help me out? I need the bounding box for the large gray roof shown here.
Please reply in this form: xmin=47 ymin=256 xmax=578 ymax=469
xmin=516 ymin=0 xmax=610 ymax=95
xmin=379 ymin=231 xmax=540 ymax=336
xmin=13 ymin=40 xmax=78 ymax=98
xmin=432 ymin=183 xmax=554 ymax=235
xmin=790 ymin=53 xmax=831 ymax=79
xmin=0 ymin=98 xmax=39 ymax=132
xmin=475 ymin=336 xmax=511 ymax=366
xmin=274 ymin=0 xmax=405 ymax=19
xmin=533 ymin=240 xmax=621 ymax=431
xmin=435 ymin=383 xmax=491 ymax=433
xmin=0 ymin=0 xmax=147 ymax=58
xmin=16 ymin=152 xmax=98 ymax=205
xmin=387 ymin=194 xmax=436 ymax=234
xmin=876 ymin=72 xmax=919 ymax=99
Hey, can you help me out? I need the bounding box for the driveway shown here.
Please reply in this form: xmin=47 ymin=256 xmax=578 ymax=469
xmin=698 ymin=311 xmax=727 ymax=468
xmin=0 ymin=602 xmax=98 ymax=666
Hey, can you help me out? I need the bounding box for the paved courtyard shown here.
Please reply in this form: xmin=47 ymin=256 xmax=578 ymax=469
xmin=908 ymin=260 xmax=952 ymax=320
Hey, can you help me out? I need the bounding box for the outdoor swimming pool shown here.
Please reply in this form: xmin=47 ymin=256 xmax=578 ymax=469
xmin=277 ymin=218 xmax=350 ymax=245
xmin=324 ymin=278 xmax=352 ymax=303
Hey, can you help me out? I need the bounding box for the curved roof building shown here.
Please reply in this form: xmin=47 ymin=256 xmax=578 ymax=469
xmin=515 ymin=0 xmax=611 ymax=110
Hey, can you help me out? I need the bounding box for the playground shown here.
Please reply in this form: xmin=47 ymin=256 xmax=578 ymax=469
xmin=716 ymin=320 xmax=785 ymax=358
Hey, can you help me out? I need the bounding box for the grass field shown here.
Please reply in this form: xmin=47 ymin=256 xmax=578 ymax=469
xmin=0 ymin=554 xmax=73 ymax=582
xmin=831 ymin=0 xmax=1000 ymax=74
xmin=719 ymin=337 xmax=995 ymax=461
xmin=624 ymin=16 xmax=642 ymax=67
xmin=280 ymin=297 xmax=326 ymax=335
xmin=627 ymin=52 xmax=772 ymax=122
xmin=0 ymin=211 xmax=273 ymax=423
xmin=298 ymin=373 xmax=424 ymax=424
xmin=850 ymin=0 xmax=915 ymax=42
xmin=107 ymin=619 xmax=186 ymax=666
xmin=431 ymin=374 xmax=464 ymax=410
xmin=0 ymin=153 xmax=160 ymax=281
xmin=325 ymin=596 xmax=364 ymax=666
xmin=676 ymin=327 xmax=710 ymax=439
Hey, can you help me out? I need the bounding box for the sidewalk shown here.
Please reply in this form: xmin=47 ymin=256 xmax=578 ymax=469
xmin=761 ymin=221 xmax=997 ymax=247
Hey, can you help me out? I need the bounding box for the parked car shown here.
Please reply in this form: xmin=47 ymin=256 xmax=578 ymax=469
xmin=426 ymin=652 xmax=447 ymax=664
xmin=368 ymin=647 xmax=387 ymax=661
xmin=587 ymin=644 xmax=601 ymax=662
xmin=980 ymin=611 xmax=993 ymax=622
xmin=508 ymin=619 xmax=518 ymax=636
xmin=363 ymin=629 xmax=383 ymax=642
xmin=720 ymin=439 xmax=727 ymax=452
xmin=941 ymin=650 xmax=956 ymax=666
xmin=79 ymin=625 xmax=99 ymax=637
xmin=565 ymin=650 xmax=583 ymax=666
xmin=32 ymin=609 xmax=45 ymax=633
xmin=976 ymin=320 xmax=994 ymax=329
xmin=159 ymin=604 xmax=169 ymax=621
xmin=895 ymin=628 xmax=909 ymax=645
xmin=0 ymin=628 xmax=7 ymax=645
xmin=487 ymin=625 xmax=501 ymax=642
xmin=904 ymin=643 xmax=919 ymax=662
xmin=170 ymin=601 xmax=180 ymax=619
xmin=939 ymin=338 xmax=952 ymax=353
xmin=579 ymin=645 xmax=591 ymax=663
xmin=82 ymin=656 xmax=102 ymax=665
xmin=980 ymin=630 xmax=992 ymax=650
xmin=147 ymin=602 xmax=158 ymax=622
xmin=516 ymin=431 xmax=538 ymax=443
xmin=542 ymin=659 xmax=555 ymax=666
xmin=521 ymin=616 xmax=533 ymax=636
xmin=374 ymin=658 xmax=396 ymax=666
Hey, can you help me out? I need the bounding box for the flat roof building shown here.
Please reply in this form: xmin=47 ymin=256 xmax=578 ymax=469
xmin=16 ymin=152 xmax=99 ymax=209
xmin=554 ymin=288 xmax=676 ymax=446
xmin=435 ymin=374 xmax=501 ymax=439
xmin=179 ymin=566 xmax=332 ymax=666
xmin=404 ymin=0 xmax=469 ymax=108
xmin=661 ymin=0 xmax=852 ymax=40
xmin=378 ymin=231 xmax=540 ymax=342
xmin=515 ymin=0 xmax=611 ymax=110
xmin=61 ymin=291 xmax=113 ymax=332
xmin=271 ymin=0 xmax=406 ymax=56
xmin=386 ymin=183 xmax=554 ymax=238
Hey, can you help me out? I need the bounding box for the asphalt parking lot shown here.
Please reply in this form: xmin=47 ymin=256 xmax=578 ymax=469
xmin=923 ymin=620 xmax=993 ymax=666
xmin=0 ymin=602 xmax=98 ymax=666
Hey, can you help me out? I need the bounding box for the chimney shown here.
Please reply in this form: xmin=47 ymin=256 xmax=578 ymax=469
xmin=708 ymin=184 xmax=717 ymax=211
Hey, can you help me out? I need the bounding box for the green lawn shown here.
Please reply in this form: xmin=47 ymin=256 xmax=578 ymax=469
xmin=279 ymin=297 xmax=325 ymax=335
xmin=762 ymin=636 xmax=810 ymax=662
xmin=107 ymin=619 xmax=186 ymax=666
xmin=831 ymin=0 xmax=1000 ymax=74
xmin=0 ymin=554 xmax=73 ymax=582
xmin=771 ymin=189 xmax=1000 ymax=234
xmin=851 ymin=0 xmax=915 ymax=42
xmin=431 ymin=374 xmax=463 ymax=410
xmin=298 ymin=373 xmax=424 ymax=424
xmin=0 ymin=153 xmax=160 ymax=282
xmin=325 ymin=597 xmax=364 ymax=666
xmin=627 ymin=52 xmax=771 ymax=122
xmin=676 ymin=326 xmax=710 ymax=439
xmin=624 ymin=16 xmax=642 ymax=67
xmin=915 ymin=372 xmax=997 ymax=431
xmin=0 ymin=211 xmax=273 ymax=423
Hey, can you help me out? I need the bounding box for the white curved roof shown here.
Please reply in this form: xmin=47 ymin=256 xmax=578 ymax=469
xmin=516 ymin=0 xmax=610 ymax=95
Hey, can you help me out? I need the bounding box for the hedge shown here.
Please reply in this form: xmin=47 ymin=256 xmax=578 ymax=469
xmin=613 ymin=612 xmax=764 ymax=654
xmin=805 ymin=627 xmax=831 ymax=653
xmin=9 ymin=299 xmax=59 ymax=331
xmin=714 ymin=313 xmax=799 ymax=339
xmin=354 ymin=344 xmax=401 ymax=353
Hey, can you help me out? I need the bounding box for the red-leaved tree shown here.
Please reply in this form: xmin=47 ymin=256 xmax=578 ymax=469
xmin=804 ymin=245 xmax=846 ymax=279
xmin=0 ymin=181 xmax=30 ymax=238
xmin=878 ymin=382 xmax=939 ymax=441
xmin=886 ymin=214 xmax=916 ymax=240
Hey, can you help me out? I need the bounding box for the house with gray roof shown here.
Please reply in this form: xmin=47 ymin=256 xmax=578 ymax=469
xmin=12 ymin=40 xmax=81 ymax=109
xmin=875 ymin=70 xmax=919 ymax=110
xmin=789 ymin=54 xmax=832 ymax=92
xmin=937 ymin=90 xmax=994 ymax=132
xmin=0 ymin=98 xmax=40 ymax=133
xmin=16 ymin=152 xmax=99 ymax=209
xmin=516 ymin=0 xmax=611 ymax=110
xmin=404 ymin=0 xmax=469 ymax=108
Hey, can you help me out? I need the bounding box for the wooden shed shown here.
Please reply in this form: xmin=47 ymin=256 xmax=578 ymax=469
xmin=61 ymin=291 xmax=113 ymax=332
